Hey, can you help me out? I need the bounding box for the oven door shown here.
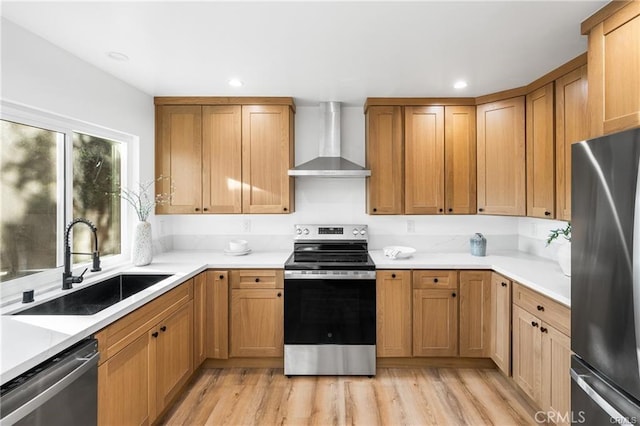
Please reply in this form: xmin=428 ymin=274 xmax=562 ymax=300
xmin=284 ymin=273 xmax=376 ymax=345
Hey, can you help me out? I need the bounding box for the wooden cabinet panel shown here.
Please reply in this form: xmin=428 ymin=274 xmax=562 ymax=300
xmin=193 ymin=272 xmax=207 ymax=367
xmin=526 ymin=83 xmax=555 ymax=219
xmin=513 ymin=283 xmax=570 ymax=336
xmin=202 ymin=105 xmax=242 ymax=213
xmin=413 ymin=288 xmax=458 ymax=357
xmin=490 ymin=273 xmax=511 ymax=375
xmin=376 ymin=270 xmax=412 ymax=357
xmin=98 ymin=333 xmax=151 ymax=426
xmin=512 ymin=305 xmax=543 ymax=402
xmin=156 ymin=105 xmax=202 ymax=214
xmin=405 ymin=106 xmax=445 ymax=214
xmin=366 ymin=106 xmax=404 ymax=214
xmin=206 ymin=271 xmax=229 ymax=359
xmin=242 ymin=105 xmax=293 ymax=214
xmin=459 ymin=271 xmax=491 ymax=358
xmin=587 ymin=2 xmax=640 ymax=136
xmin=230 ymin=288 xmax=284 ymax=357
xmin=445 ymin=106 xmax=477 ymax=214
xmin=541 ymin=324 xmax=572 ymax=426
xmin=556 ymin=65 xmax=588 ymax=221
xmin=230 ymin=269 xmax=283 ymax=289
xmin=412 ymin=270 xmax=457 ymax=289
xmin=154 ymin=301 xmax=194 ymax=418
xmin=476 ymin=97 xmax=526 ymax=216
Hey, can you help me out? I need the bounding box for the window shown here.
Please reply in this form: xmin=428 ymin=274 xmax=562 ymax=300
xmin=0 ymin=104 xmax=130 ymax=294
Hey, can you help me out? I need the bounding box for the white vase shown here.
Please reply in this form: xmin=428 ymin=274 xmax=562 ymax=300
xmin=132 ymin=221 xmax=153 ymax=266
xmin=557 ymin=242 xmax=571 ymax=277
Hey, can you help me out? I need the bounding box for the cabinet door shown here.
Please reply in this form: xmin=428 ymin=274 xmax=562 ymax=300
xmin=512 ymin=305 xmax=543 ymax=403
xmin=241 ymin=105 xmax=293 ymax=214
xmin=587 ymin=2 xmax=640 ymax=136
xmin=202 ymin=106 xmax=242 ymax=213
xmin=476 ymin=97 xmax=526 ymax=216
xmin=376 ymin=270 xmax=412 ymax=357
xmin=459 ymin=271 xmax=491 ymax=358
xmin=526 ymin=83 xmax=555 ymax=219
xmin=193 ymin=272 xmax=207 ymax=367
xmin=444 ymin=105 xmax=477 ymax=214
xmin=413 ymin=289 xmax=458 ymax=357
xmin=230 ymin=288 xmax=284 ymax=357
xmin=404 ymin=106 xmax=444 ymax=214
xmin=156 ymin=105 xmax=202 ymax=214
xmin=555 ymin=65 xmax=588 ymax=222
xmin=366 ymin=106 xmax=403 ymax=214
xmin=154 ymin=301 xmax=194 ymax=418
xmin=541 ymin=324 xmax=572 ymax=426
xmin=490 ymin=273 xmax=512 ymax=375
xmin=98 ymin=333 xmax=151 ymax=426
xmin=206 ymin=271 xmax=229 ymax=359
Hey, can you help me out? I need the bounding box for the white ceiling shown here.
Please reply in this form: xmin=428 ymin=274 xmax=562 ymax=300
xmin=1 ymin=1 xmax=607 ymax=106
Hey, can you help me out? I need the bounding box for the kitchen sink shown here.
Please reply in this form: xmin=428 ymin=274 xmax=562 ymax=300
xmin=13 ymin=274 xmax=172 ymax=316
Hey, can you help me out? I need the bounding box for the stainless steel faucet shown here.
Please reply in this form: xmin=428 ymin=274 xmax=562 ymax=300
xmin=62 ymin=218 xmax=101 ymax=290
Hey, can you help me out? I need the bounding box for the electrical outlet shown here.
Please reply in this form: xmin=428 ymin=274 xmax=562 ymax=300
xmin=242 ymin=219 xmax=251 ymax=233
xmin=407 ymin=220 xmax=415 ymax=233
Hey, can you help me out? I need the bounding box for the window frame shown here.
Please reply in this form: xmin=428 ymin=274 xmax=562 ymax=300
xmin=1 ymin=100 xmax=137 ymax=304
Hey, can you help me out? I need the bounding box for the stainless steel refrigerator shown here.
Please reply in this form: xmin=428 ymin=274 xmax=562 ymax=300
xmin=572 ymin=127 xmax=640 ymax=424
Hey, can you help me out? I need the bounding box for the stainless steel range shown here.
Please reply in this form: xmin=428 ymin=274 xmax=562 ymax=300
xmin=284 ymin=224 xmax=376 ymax=376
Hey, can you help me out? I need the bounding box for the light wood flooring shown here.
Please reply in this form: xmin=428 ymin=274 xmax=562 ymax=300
xmin=159 ymin=367 xmax=540 ymax=426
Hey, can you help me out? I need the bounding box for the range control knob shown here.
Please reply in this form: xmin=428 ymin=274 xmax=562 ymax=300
xmin=302 ymin=228 xmax=310 ymax=235
xmin=352 ymin=228 xmax=359 ymax=236
xmin=296 ymin=228 xmax=302 ymax=235
xmin=360 ymin=229 xmax=366 ymax=235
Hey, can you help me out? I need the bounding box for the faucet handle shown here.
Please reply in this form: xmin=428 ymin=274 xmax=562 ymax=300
xmin=91 ymin=251 xmax=101 ymax=272
xmin=74 ymin=268 xmax=88 ymax=284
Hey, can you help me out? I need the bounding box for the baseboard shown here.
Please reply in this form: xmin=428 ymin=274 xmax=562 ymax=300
xmin=200 ymin=357 xmax=496 ymax=369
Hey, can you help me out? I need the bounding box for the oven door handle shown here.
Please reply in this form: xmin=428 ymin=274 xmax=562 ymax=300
xmin=284 ymin=271 xmax=376 ymax=280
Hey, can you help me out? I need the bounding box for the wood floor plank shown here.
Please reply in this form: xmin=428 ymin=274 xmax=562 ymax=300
xmin=159 ymin=367 xmax=540 ymax=426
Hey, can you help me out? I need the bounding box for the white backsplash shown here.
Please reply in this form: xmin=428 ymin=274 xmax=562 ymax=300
xmin=518 ymin=217 xmax=570 ymax=261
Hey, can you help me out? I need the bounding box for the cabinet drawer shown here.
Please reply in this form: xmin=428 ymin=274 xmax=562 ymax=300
xmin=513 ymin=283 xmax=570 ymax=336
xmin=230 ymin=269 xmax=284 ymax=289
xmin=412 ymin=270 xmax=458 ymax=289
xmin=95 ymin=279 xmax=193 ymax=363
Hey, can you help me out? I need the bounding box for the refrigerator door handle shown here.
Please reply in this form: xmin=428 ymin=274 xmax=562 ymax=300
xmin=571 ymin=369 xmax=633 ymax=425
xmin=634 ymin=155 xmax=640 ymax=377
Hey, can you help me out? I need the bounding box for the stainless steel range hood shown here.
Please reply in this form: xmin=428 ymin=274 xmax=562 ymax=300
xmin=288 ymin=102 xmax=371 ymax=177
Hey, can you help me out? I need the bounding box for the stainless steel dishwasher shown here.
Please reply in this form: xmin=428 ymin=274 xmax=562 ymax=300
xmin=0 ymin=338 xmax=99 ymax=426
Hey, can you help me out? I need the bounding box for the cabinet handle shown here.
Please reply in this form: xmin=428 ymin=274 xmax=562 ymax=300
xmin=160 ymin=326 xmax=167 ymax=332
xmin=283 ymin=207 xmax=288 ymax=212
xmin=203 ymin=208 xmax=209 ymax=212
xmin=544 ymin=211 xmax=551 ymax=216
xmin=152 ymin=331 xmax=159 ymax=338
xmin=452 ymin=292 xmax=456 ymax=298
xmin=501 ymin=282 xmax=507 ymax=287
xmin=448 ymin=208 xmax=453 ymax=212
xmin=478 ymin=208 xmax=484 ymax=212
xmin=277 ymin=292 xmax=282 ymax=297
xmin=540 ymin=327 xmax=548 ymax=333
xmin=433 ymin=278 xmax=439 ymax=283
xmin=195 ymin=207 xmax=200 ymax=212
xmin=391 ymin=273 xmax=396 ymax=279
xmin=531 ymin=321 xmax=539 ymax=328
xmin=255 ymin=278 xmax=260 ymax=283
xmin=219 ymin=274 xmax=224 ymax=279
xmin=439 ymin=208 xmax=443 ymax=213
xmin=373 ymin=208 xmax=377 ymax=212
xmin=537 ymin=305 xmax=545 ymax=311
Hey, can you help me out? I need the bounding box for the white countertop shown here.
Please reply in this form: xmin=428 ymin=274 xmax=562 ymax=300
xmin=1 ymin=248 xmax=568 ymax=385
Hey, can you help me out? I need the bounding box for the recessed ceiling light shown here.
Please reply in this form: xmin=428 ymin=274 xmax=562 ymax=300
xmin=228 ymin=78 xmax=244 ymax=87
xmin=107 ymin=51 xmax=129 ymax=62
xmin=453 ymin=80 xmax=468 ymax=89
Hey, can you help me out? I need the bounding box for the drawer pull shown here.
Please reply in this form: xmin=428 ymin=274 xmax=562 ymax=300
xmin=540 ymin=327 xmax=548 ymax=333
xmin=160 ymin=326 xmax=167 ymax=332
xmin=255 ymin=278 xmax=260 ymax=283
xmin=433 ymin=278 xmax=439 ymax=283
xmin=537 ymin=305 xmax=545 ymax=311
xmin=152 ymin=331 xmax=159 ymax=338
xmin=391 ymin=273 xmax=396 ymax=279
xmin=531 ymin=321 xmax=539 ymax=328
xmin=501 ymin=282 xmax=507 ymax=287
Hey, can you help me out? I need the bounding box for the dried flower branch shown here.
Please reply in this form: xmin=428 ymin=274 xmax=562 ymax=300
xmin=110 ymin=176 xmax=173 ymax=221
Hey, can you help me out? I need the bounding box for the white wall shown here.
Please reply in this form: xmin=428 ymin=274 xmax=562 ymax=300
xmin=519 ymin=217 xmax=571 ymax=261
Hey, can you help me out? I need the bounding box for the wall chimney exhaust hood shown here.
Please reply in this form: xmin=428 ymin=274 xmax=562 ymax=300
xmin=288 ymin=101 xmax=371 ymax=177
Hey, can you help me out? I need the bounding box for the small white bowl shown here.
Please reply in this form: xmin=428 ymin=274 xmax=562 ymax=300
xmin=383 ymin=246 xmax=416 ymax=259
xmin=228 ymin=239 xmax=249 ymax=252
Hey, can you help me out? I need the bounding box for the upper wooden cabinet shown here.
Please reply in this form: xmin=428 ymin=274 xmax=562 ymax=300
xmin=366 ymin=105 xmax=404 ymax=214
xmin=476 ymin=97 xmax=526 ymax=216
xmin=526 ymin=83 xmax=555 ymax=219
xmin=155 ymin=98 xmax=295 ymax=214
xmin=583 ymin=1 xmax=640 ymax=137
xmin=366 ymin=101 xmax=476 ymax=215
xmin=376 ymin=270 xmax=412 ymax=357
xmin=555 ymin=64 xmax=588 ymax=222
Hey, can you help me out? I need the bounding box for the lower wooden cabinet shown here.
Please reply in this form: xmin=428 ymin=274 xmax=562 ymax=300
xmin=229 ymin=269 xmax=284 ymax=357
xmin=512 ymin=284 xmax=571 ymax=426
xmin=459 ymin=271 xmax=491 ymax=357
xmin=490 ymin=272 xmax=512 ymax=375
xmin=193 ymin=272 xmax=207 ymax=367
xmin=376 ymin=270 xmax=412 ymax=357
xmin=206 ymin=271 xmax=229 ymax=359
xmin=96 ymin=281 xmax=194 ymax=425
